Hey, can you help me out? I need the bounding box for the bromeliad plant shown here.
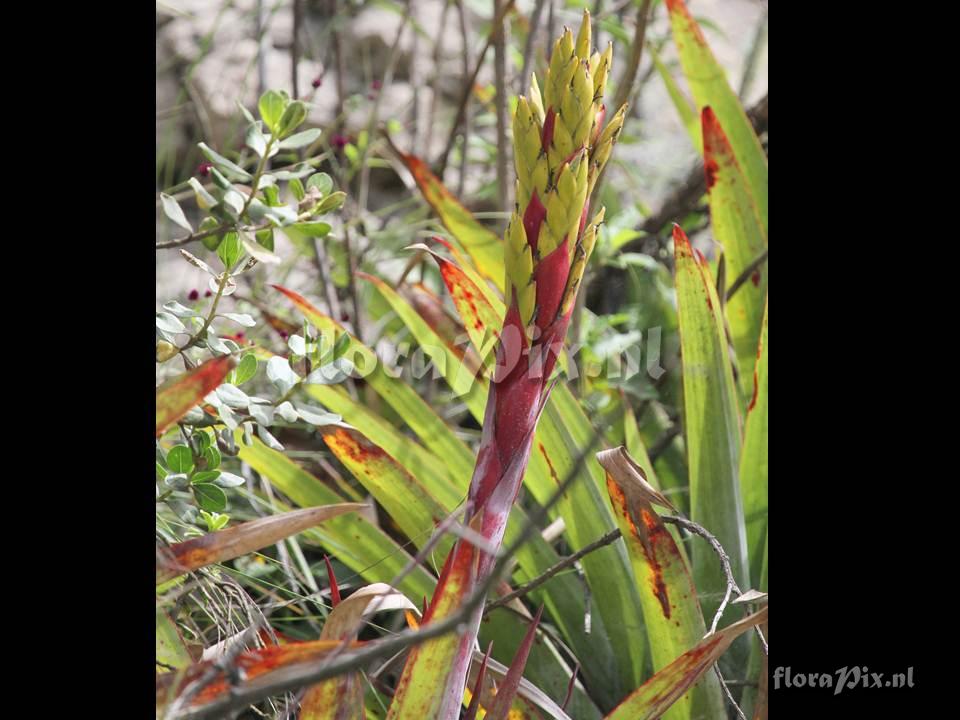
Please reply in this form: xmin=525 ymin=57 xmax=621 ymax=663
xmin=388 ymin=15 xmax=624 ymax=718
xmin=157 ymin=4 xmax=769 ymax=719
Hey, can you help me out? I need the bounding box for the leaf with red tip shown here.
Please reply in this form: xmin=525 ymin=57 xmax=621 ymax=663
xmin=361 ymin=271 xmax=487 ymax=417
xmin=401 ymin=281 xmax=483 ymax=375
xmin=702 ymin=106 xmax=767 ymax=405
xmin=155 ymin=504 xmax=367 ymax=584
xmin=412 ymin=242 xmax=504 ymax=367
xmin=598 ymin=446 xmax=726 ymax=720
xmin=673 ymin=225 xmax=749 ymax=629
xmin=486 ymin=605 xmax=544 ymax=720
xmin=464 ymin=642 xmax=493 ymax=720
xmin=397 ymin=152 xmax=504 ymax=291
xmin=665 ymin=0 xmax=767 ymax=228
xmin=604 ymin=607 xmax=768 ymax=720
xmin=324 ymin=555 xmax=341 ymax=606
xmin=156 ymin=355 xmax=235 ymax=436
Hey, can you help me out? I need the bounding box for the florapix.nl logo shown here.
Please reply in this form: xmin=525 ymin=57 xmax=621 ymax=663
xmin=773 ymin=666 xmax=915 ymax=695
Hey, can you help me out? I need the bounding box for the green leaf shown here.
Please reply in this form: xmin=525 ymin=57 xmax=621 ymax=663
xmin=293 ymin=403 xmax=341 ymax=426
xmin=272 ymin=163 xmax=316 ymax=181
xmin=279 ymin=128 xmax=322 ymax=149
xmin=241 ymin=233 xmax=282 ymax=265
xmin=289 ymin=177 xmax=305 ymax=202
xmin=666 ymin=0 xmax=767 ymax=229
xmin=232 ymin=354 xmax=258 ymax=385
xmin=289 ymin=221 xmax=331 ymax=238
xmin=237 ymin=437 xmax=436 ymax=601
xmin=672 ymin=226 xmax=749 ymax=621
xmin=306 ymin=172 xmax=333 ymax=196
xmin=740 ymin=302 xmax=768 ymax=588
xmin=362 ymin=272 xmax=487 ymax=419
xmin=320 ymin=426 xmax=449 ymax=550
xmin=193 ymin=482 xmax=227 ymax=512
xmin=200 ymin=510 xmax=230 ymax=531
xmin=273 ymin=286 xmax=475 ymax=483
xmin=191 ymin=470 xmax=221 ymax=485
xmin=702 ymin=108 xmax=767 ymax=404
xmin=203 ymin=446 xmax=222 ymax=471
xmin=217 ymin=232 xmax=242 ymax=270
xmin=245 ymin=121 xmax=272 ymax=158
xmin=156 ymin=611 xmax=193 ymax=670
xmin=166 ymin=446 xmax=194 ymax=474
xmin=199 ymin=216 xmax=223 ymax=251
xmin=276 ymin=101 xmax=308 ymax=138
xmin=255 ymin=228 xmax=274 ymax=251
xmin=160 ymin=193 xmax=193 ymax=233
xmin=197 ymin=142 xmax=252 ymax=182
xmin=314 ymin=191 xmax=346 ymax=214
xmin=258 ymin=90 xmax=288 ymax=133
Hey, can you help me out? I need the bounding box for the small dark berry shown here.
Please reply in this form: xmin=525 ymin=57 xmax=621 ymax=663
xmin=188 ymin=289 xmax=200 ymax=301
xmin=312 ymin=76 xmax=322 ymax=89
xmin=197 ymin=161 xmax=213 ymax=177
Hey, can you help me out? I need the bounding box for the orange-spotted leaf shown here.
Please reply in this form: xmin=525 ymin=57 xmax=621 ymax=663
xmin=412 ymin=243 xmax=504 ymax=368
xmin=156 ymin=504 xmax=367 ymax=584
xmin=156 ymin=638 xmax=361 ymax=712
xmin=598 ymin=446 xmax=726 ymax=720
xmin=156 ymin=355 xmax=235 ymax=437
xmin=604 ymin=606 xmax=768 ymax=720
xmin=319 ymin=426 xmax=450 ymax=551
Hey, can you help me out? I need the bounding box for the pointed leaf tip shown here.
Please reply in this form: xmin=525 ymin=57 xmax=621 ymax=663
xmin=324 ymin=555 xmax=341 ymax=606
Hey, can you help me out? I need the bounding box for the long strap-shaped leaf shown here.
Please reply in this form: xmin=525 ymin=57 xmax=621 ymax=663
xmin=604 ymin=606 xmax=768 ymax=720
xmin=599 ymin=446 xmax=726 ymax=720
xmin=156 ymin=504 xmax=366 ymax=584
xmin=673 ymin=226 xmax=749 ymax=621
xmin=665 ymin=0 xmax=767 ymax=229
xmin=702 ymin=107 xmax=767 ymax=405
xmin=740 ymin=301 xmax=768 ymax=589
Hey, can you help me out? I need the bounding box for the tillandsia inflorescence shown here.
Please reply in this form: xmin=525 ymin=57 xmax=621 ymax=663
xmin=387 ymin=11 xmax=626 ymax=719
